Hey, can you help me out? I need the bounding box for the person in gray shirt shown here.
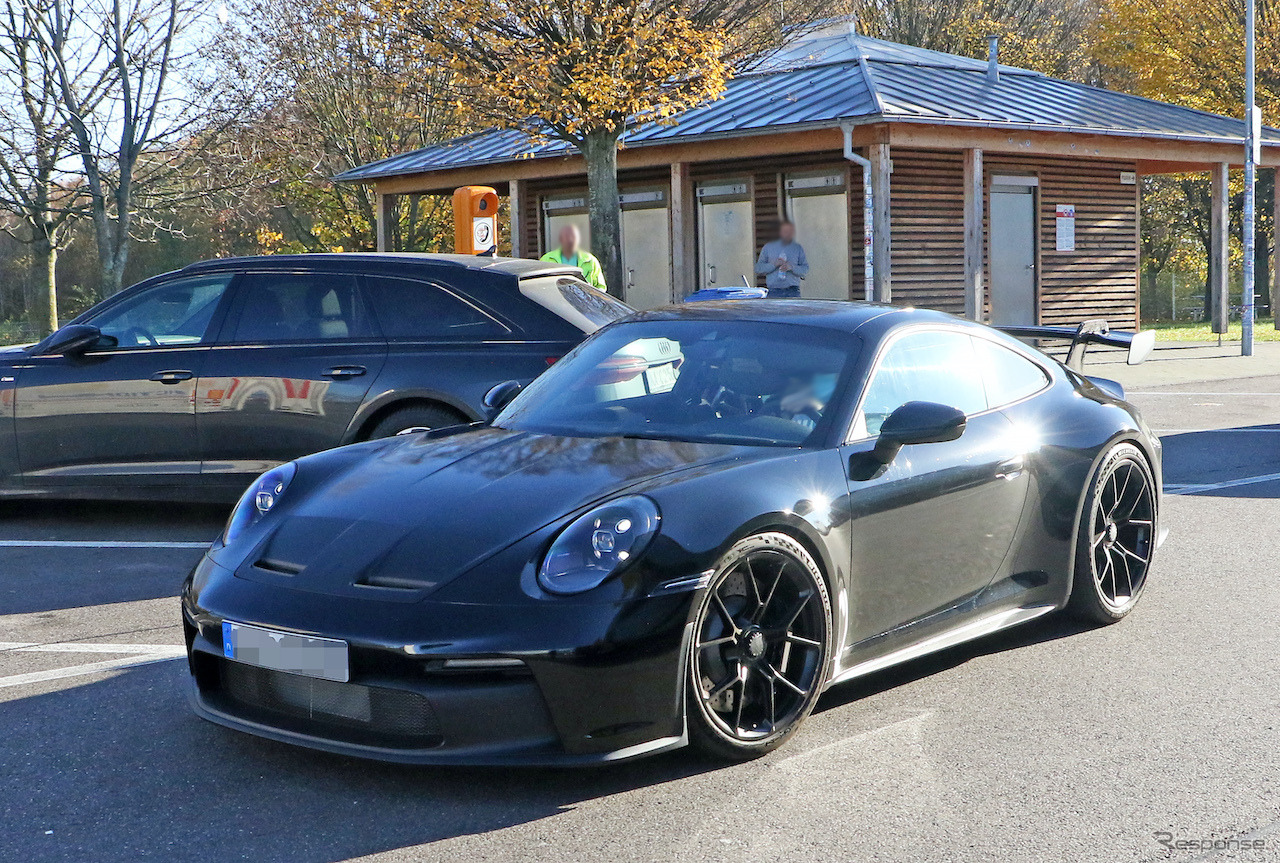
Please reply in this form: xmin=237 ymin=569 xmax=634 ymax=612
xmin=755 ymin=220 xmax=809 ymax=298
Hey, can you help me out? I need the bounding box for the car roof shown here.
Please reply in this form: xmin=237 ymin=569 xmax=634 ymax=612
xmin=177 ymin=252 xmax=579 ymax=280
xmin=627 ymin=299 xmax=967 ymax=335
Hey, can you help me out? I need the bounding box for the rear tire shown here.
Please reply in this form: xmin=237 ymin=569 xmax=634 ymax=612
xmin=366 ymin=404 xmax=467 ymax=440
xmin=687 ymin=532 xmax=832 ymax=761
xmin=1067 ymin=442 xmax=1157 ymax=625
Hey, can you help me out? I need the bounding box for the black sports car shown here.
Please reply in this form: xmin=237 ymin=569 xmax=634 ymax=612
xmin=182 ymin=301 xmax=1163 ymax=764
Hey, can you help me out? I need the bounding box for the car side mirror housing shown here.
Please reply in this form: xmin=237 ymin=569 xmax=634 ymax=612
xmin=871 ymin=401 xmax=967 ymax=464
xmin=42 ymin=324 xmax=105 ymax=356
xmin=482 ymin=380 xmax=522 ymax=416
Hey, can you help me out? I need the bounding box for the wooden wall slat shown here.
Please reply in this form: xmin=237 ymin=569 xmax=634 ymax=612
xmin=984 ymin=151 xmax=1139 ymax=328
xmin=887 ymin=149 xmax=967 ymax=314
xmin=520 ymin=148 xmax=1140 ymax=325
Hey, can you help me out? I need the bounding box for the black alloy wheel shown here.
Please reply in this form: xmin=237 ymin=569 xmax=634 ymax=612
xmin=688 ymin=532 xmax=831 ymax=759
xmin=1069 ymin=442 xmax=1157 ymax=624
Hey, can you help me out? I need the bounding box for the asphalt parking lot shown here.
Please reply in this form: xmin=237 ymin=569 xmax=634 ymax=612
xmin=3 ymin=368 xmax=1280 ymax=863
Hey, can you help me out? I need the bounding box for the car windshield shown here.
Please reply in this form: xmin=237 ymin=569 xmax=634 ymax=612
xmin=495 ymin=320 xmax=857 ymax=447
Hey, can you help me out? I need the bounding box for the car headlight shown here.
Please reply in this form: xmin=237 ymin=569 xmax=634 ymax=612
xmin=538 ymin=495 xmax=660 ymax=595
xmin=223 ymin=462 xmax=297 ymax=546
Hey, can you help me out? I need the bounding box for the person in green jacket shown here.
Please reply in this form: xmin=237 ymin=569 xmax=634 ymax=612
xmin=541 ymin=225 xmax=607 ymax=293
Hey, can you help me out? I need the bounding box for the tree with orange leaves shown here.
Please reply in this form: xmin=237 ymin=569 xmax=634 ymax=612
xmin=398 ymin=0 xmax=846 ymax=295
xmin=1092 ymin=0 xmax=1279 ymax=118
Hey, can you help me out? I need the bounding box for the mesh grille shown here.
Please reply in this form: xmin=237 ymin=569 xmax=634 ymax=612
xmin=218 ymin=660 xmax=442 ymax=745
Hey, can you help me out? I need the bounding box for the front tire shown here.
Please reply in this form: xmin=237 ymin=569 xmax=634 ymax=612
xmin=1067 ymin=442 xmax=1157 ymax=625
xmin=687 ymin=533 xmax=832 ymax=760
xmin=366 ymin=404 xmax=466 ymax=440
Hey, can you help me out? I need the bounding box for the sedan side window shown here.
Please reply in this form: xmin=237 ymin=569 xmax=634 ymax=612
xmin=858 ymin=330 xmax=987 ymax=437
xmin=89 ymin=275 xmax=234 ymax=348
xmin=974 ymin=337 xmax=1050 ymax=407
xmin=232 ymin=273 xmax=375 ymax=343
xmin=362 ymin=276 xmax=508 ymax=340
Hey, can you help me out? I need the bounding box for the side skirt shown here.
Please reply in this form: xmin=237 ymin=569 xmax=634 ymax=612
xmin=824 ymin=603 xmax=1057 ymax=689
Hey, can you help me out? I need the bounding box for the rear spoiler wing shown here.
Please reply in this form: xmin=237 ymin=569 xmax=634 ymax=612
xmin=996 ymin=320 xmax=1156 ymax=371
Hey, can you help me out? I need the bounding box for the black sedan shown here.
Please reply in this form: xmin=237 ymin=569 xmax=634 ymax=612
xmin=0 ymin=253 xmax=629 ymax=501
xmin=182 ymin=301 xmax=1163 ymax=764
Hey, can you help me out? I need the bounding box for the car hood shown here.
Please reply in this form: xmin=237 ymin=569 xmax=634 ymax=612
xmin=0 ymin=343 xmax=32 ymax=360
xmin=231 ymin=427 xmax=760 ymax=600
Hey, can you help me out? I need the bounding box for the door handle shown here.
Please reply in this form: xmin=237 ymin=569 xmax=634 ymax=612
xmin=322 ymin=365 xmax=367 ymax=379
xmin=150 ymin=370 xmax=193 ymax=384
xmin=996 ymin=455 xmax=1026 ymax=480
xmin=709 ymin=265 xmax=717 ymax=284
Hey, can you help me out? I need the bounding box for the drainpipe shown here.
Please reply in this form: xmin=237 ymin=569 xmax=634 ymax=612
xmin=842 ymin=124 xmax=874 ymax=301
xmin=987 ymin=35 xmax=1000 ymax=82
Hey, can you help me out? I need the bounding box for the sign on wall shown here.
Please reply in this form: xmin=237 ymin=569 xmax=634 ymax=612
xmin=1055 ymin=204 xmax=1076 ymax=252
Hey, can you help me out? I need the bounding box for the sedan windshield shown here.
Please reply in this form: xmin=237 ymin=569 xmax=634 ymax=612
xmin=495 ymin=320 xmax=857 ymax=446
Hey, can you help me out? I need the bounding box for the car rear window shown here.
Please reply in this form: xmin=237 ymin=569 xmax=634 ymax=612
xmin=519 ymin=276 xmax=633 ymax=333
xmin=974 ymin=336 xmax=1050 ymax=407
xmin=362 ymin=276 xmax=507 ymax=340
xmin=233 ymin=273 xmax=376 ymax=342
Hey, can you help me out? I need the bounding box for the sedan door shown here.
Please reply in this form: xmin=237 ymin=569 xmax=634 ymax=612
xmin=196 ymin=271 xmax=386 ymax=492
xmin=839 ymin=328 xmax=1032 ymax=645
xmin=12 ymin=273 xmax=236 ymax=488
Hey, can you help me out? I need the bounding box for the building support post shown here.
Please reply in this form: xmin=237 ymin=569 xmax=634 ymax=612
xmin=670 ymin=162 xmax=696 ymax=301
xmin=1243 ymin=0 xmax=1257 ymax=354
xmin=509 ymin=180 xmax=525 ymax=258
xmin=963 ymin=148 xmax=985 ymax=321
xmin=1210 ymin=162 xmax=1230 ymax=334
xmin=870 ymin=143 xmax=892 ymax=302
xmin=1274 ymin=168 xmax=1279 ymax=328
xmin=375 ymin=191 xmax=395 ymax=252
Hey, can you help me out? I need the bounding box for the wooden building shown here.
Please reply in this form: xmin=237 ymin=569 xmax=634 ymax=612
xmin=338 ymin=23 xmax=1280 ymax=328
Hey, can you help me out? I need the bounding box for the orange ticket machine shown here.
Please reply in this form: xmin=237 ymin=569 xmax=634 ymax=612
xmin=453 ymin=186 xmax=500 ymax=255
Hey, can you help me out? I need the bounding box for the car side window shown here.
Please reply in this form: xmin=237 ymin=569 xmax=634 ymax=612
xmin=857 ymin=330 xmax=987 ymax=437
xmin=974 ymin=337 xmax=1050 ymax=407
xmin=232 ymin=273 xmax=375 ymax=343
xmin=89 ymin=274 xmax=234 ymax=348
xmin=362 ymin=276 xmax=507 ymax=340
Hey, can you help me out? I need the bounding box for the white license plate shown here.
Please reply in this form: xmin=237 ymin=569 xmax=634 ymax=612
xmin=222 ymin=621 xmax=349 ymax=682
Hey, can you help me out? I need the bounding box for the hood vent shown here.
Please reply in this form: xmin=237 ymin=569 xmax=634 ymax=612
xmin=255 ymin=557 xmax=304 ymax=576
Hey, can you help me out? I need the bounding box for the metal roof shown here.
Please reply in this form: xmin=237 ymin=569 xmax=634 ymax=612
xmin=337 ymin=28 xmax=1279 ymax=183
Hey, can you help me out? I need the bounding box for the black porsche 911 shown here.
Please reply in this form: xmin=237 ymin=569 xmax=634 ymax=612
xmin=182 ymin=300 xmax=1163 ymax=764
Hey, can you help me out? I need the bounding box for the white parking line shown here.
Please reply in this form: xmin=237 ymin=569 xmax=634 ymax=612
xmin=0 ymin=641 xmax=185 ymax=689
xmin=0 ymin=540 xmax=210 ymax=549
xmin=1155 ymin=428 xmax=1280 ymax=434
xmin=0 ymin=642 xmax=186 ymax=655
xmin=1165 ymin=471 xmax=1280 ymax=494
xmin=1130 ymin=391 xmax=1280 ymax=396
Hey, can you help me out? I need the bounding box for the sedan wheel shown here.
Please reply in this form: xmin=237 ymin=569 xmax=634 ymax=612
xmin=688 ymin=533 xmax=831 ymax=759
xmin=1069 ymin=442 xmax=1156 ymax=624
xmin=367 ymin=404 xmax=466 ymax=440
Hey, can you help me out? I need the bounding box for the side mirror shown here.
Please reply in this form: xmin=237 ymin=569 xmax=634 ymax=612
xmin=482 ymin=380 xmax=522 ymax=416
xmin=871 ymin=401 xmax=967 ymax=464
xmin=42 ymin=324 xmax=105 ymax=356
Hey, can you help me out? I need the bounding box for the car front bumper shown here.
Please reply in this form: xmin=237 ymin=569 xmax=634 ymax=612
xmin=182 ymin=555 xmax=699 ymax=765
